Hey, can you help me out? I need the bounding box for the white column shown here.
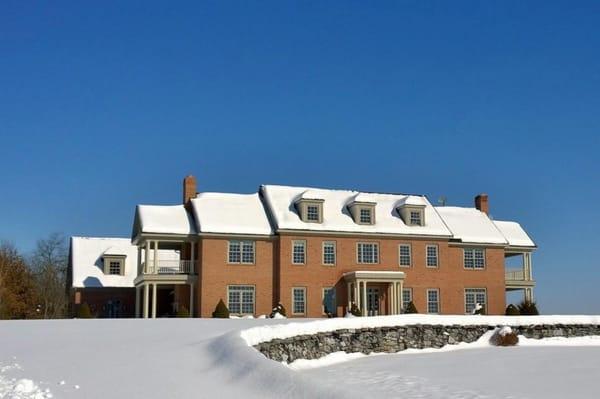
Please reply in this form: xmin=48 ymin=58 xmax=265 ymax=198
xmin=153 ymin=241 xmax=159 ymax=273
xmin=144 ymin=241 xmax=150 ymax=273
xmin=398 ymin=281 xmax=403 ymax=313
xmin=152 ymin=284 xmax=158 ymax=318
xmin=135 ymin=286 xmax=141 ymax=318
xmin=362 ymin=281 xmax=368 ymax=316
xmin=137 ymin=247 xmax=142 ymax=275
xmin=346 ymin=282 xmax=352 ymax=309
xmin=190 ymin=242 xmax=195 ymax=274
xmin=354 ymin=282 xmax=360 ymax=309
xmin=389 ymin=282 xmax=395 ymax=315
xmin=189 ymin=283 xmax=195 ymax=318
xmin=143 ymin=284 xmax=149 ymax=318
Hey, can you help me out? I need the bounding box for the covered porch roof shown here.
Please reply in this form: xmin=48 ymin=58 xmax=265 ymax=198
xmin=343 ymin=270 xmax=405 ymax=282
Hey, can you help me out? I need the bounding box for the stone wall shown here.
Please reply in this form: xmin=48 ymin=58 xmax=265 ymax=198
xmin=254 ymin=324 xmax=600 ymax=363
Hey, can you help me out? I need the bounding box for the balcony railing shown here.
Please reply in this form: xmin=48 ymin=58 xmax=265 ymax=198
xmin=142 ymin=260 xmax=196 ymax=275
xmin=505 ymin=269 xmax=525 ymax=281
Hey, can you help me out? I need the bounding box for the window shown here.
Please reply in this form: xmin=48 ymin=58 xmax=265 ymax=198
xmin=399 ymin=244 xmax=411 ymax=267
xmin=292 ymin=287 xmax=306 ymax=315
xmin=402 ymin=288 xmax=412 ymax=311
xmin=465 ymin=288 xmax=487 ymax=314
xmin=357 ymin=242 xmax=379 ymax=264
xmin=228 ymin=240 xmax=255 ymax=264
xmin=109 ymin=261 xmax=122 ymax=275
xmin=409 ymin=210 xmax=422 ymax=226
xmin=464 ymin=248 xmax=485 ymax=269
xmin=306 ymin=205 xmax=320 ymax=222
xmin=228 ymin=285 xmax=255 ymax=315
xmin=323 ymin=287 xmax=336 ymax=315
xmin=322 ymin=241 xmax=336 ymax=265
xmin=292 ymin=240 xmax=306 ymax=264
xmin=426 ymin=245 xmax=439 ymax=267
xmin=359 ymin=208 xmax=373 ymax=224
xmin=427 ymin=289 xmax=439 ymax=314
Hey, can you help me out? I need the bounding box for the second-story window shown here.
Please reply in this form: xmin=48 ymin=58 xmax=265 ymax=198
xmin=426 ymin=245 xmax=439 ymax=267
xmin=464 ymin=248 xmax=485 ymax=269
xmin=359 ymin=208 xmax=373 ymax=224
xmin=292 ymin=240 xmax=306 ymax=264
xmin=357 ymin=242 xmax=379 ymax=264
xmin=228 ymin=240 xmax=255 ymax=264
xmin=399 ymin=244 xmax=411 ymax=267
xmin=306 ymin=205 xmax=320 ymax=222
xmin=322 ymin=241 xmax=336 ymax=265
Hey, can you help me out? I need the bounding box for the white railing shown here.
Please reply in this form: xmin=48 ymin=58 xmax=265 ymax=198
xmin=505 ymin=269 xmax=525 ymax=281
xmin=142 ymin=260 xmax=196 ymax=274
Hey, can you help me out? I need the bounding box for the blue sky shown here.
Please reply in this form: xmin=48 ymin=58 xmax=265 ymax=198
xmin=0 ymin=1 xmax=598 ymax=314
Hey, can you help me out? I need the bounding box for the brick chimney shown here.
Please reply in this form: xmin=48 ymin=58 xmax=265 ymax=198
xmin=474 ymin=193 xmax=489 ymax=215
xmin=183 ymin=175 xmax=197 ymax=205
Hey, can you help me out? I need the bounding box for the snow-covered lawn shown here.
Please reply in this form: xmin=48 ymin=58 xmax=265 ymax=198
xmin=1 ymin=317 xmax=599 ymax=399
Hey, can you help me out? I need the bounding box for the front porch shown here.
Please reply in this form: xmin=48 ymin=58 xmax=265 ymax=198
xmin=504 ymin=250 xmax=535 ymax=302
xmin=344 ymin=271 xmax=405 ymax=316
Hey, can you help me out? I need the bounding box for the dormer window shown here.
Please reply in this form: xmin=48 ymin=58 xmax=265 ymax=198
xmin=409 ymin=210 xmax=422 ymax=226
xmin=295 ymin=199 xmax=324 ymax=223
xmin=397 ymin=196 xmax=426 ymax=227
xmin=360 ymin=208 xmax=372 ymax=224
xmin=306 ymin=204 xmax=320 ymax=222
xmin=103 ymin=256 xmax=125 ymax=276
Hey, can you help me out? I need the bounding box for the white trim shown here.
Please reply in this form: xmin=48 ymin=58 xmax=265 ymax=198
xmin=398 ymin=243 xmax=411 ymax=267
xmin=356 ymin=242 xmax=380 ymax=264
xmin=322 ymin=241 xmax=336 ymax=266
xmin=292 ymin=240 xmax=307 ymax=265
xmin=425 ymin=244 xmax=439 ymax=268
xmin=292 ymin=287 xmax=307 ymax=315
xmin=426 ymin=288 xmax=440 ymax=314
xmin=227 ymin=284 xmax=256 ymax=315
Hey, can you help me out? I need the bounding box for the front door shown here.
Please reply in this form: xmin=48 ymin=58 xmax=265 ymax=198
xmin=367 ymin=288 xmax=380 ymax=316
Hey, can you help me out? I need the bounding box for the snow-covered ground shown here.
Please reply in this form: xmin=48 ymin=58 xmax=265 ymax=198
xmin=1 ymin=317 xmax=599 ymax=399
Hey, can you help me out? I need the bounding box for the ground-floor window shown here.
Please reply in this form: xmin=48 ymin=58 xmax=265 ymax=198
xmin=322 ymin=287 xmax=336 ymax=315
xmin=465 ymin=288 xmax=487 ymax=314
xmin=292 ymin=287 xmax=306 ymax=315
xmin=402 ymin=288 xmax=412 ymax=311
xmin=426 ymin=289 xmax=439 ymax=314
xmin=228 ymin=285 xmax=255 ymax=315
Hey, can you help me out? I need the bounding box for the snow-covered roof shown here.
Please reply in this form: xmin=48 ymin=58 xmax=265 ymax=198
xmin=260 ymin=185 xmax=452 ymax=237
xmin=134 ymin=204 xmax=196 ymax=236
xmin=395 ymin=196 xmax=427 ymax=207
xmin=103 ymin=246 xmax=129 ymax=256
xmin=190 ymin=192 xmax=273 ymax=235
xmin=434 ymin=206 xmax=508 ymax=245
xmin=70 ymin=237 xmax=138 ymax=288
xmin=493 ymin=220 xmax=536 ymax=247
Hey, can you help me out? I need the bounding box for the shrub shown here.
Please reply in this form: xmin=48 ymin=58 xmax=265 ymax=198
xmin=212 ymin=299 xmax=230 ymax=318
xmin=490 ymin=326 xmax=519 ymax=346
xmin=349 ymin=303 xmax=362 ymax=317
xmin=77 ymin=302 xmax=93 ymax=319
xmin=518 ymin=300 xmax=539 ymax=316
xmin=176 ymin=306 xmax=190 ymax=318
xmin=403 ymin=301 xmax=418 ymax=314
xmin=505 ymin=304 xmax=520 ymax=316
xmin=269 ymin=303 xmax=287 ymax=318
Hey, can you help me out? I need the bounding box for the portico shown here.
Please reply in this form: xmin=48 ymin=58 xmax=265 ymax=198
xmin=343 ymin=271 xmax=405 ymax=316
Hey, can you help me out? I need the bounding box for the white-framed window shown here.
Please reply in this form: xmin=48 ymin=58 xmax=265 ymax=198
xmin=292 ymin=287 xmax=306 ymax=315
xmin=465 ymin=288 xmax=487 ymax=314
xmin=228 ymin=285 xmax=255 ymax=315
xmin=464 ymin=248 xmax=485 ymax=269
xmin=228 ymin=240 xmax=255 ymax=264
xmin=109 ymin=261 xmax=122 ymax=275
xmin=402 ymin=288 xmax=412 ymax=310
xmin=292 ymin=240 xmax=306 ymax=264
xmin=409 ymin=210 xmax=422 ymax=226
xmin=306 ymin=205 xmax=320 ymax=222
xmin=359 ymin=208 xmax=373 ymax=224
xmin=426 ymin=245 xmax=439 ymax=267
xmin=399 ymin=244 xmax=411 ymax=267
xmin=322 ymin=241 xmax=336 ymax=265
xmin=426 ymin=289 xmax=440 ymax=314
xmin=322 ymin=287 xmax=336 ymax=315
xmin=357 ymin=242 xmax=379 ymax=264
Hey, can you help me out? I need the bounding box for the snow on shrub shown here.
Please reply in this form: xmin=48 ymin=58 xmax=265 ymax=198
xmin=270 ymin=303 xmax=287 ymax=318
xmin=472 ymin=303 xmax=486 ymax=315
xmin=212 ymin=299 xmax=230 ymax=318
xmin=349 ymin=303 xmax=362 ymax=317
xmin=490 ymin=326 xmax=519 ymax=346
xmin=505 ymin=304 xmax=520 ymax=316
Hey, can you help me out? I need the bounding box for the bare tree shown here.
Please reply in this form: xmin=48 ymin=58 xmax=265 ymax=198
xmin=30 ymin=233 xmax=68 ymax=319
